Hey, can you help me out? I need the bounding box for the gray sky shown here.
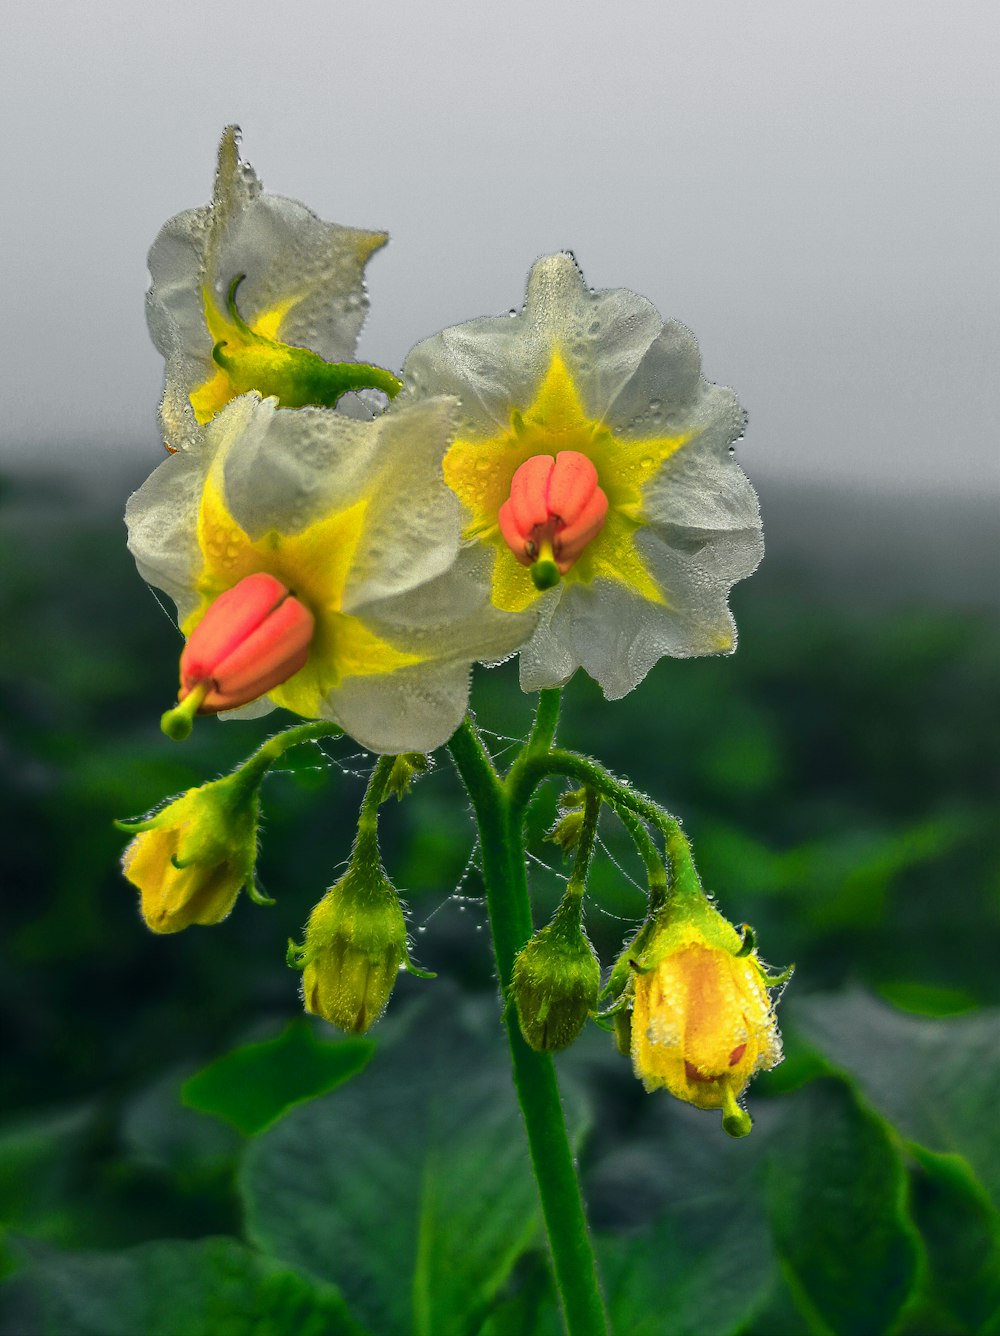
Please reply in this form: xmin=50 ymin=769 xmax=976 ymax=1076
xmin=3 ymin=0 xmax=998 ymax=502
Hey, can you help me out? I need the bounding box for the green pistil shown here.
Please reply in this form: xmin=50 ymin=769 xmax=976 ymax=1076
xmin=530 ymin=559 xmax=560 ymax=591
xmin=161 ymin=682 xmax=209 ymax=741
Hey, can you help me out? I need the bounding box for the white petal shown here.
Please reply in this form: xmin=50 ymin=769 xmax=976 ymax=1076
xmin=521 ymin=254 xmax=663 ymax=421
xmin=125 ymin=448 xmax=206 ymax=624
xmin=328 ymin=661 xmax=475 ymax=755
xmin=603 ymin=320 xmax=705 ymax=434
xmin=361 ymin=547 xmax=535 ymax=666
xmin=402 ymin=252 xmax=663 ymax=437
xmin=340 ymin=398 xmax=467 ymax=611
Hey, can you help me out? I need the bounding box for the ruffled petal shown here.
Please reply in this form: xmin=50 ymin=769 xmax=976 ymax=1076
xmin=403 ymin=253 xmax=663 ymax=440
xmin=404 ymin=253 xmax=763 ymax=698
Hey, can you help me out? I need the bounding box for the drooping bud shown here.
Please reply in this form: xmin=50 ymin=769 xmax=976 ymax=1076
xmin=116 ymin=772 xmax=262 ymax=934
xmin=169 ymin=573 xmax=315 ymax=733
xmin=291 ymin=855 xmax=411 ymax=1035
xmin=498 ymin=451 xmax=608 ymax=590
xmin=617 ymin=885 xmax=788 ymax=1138
xmin=510 ymin=898 xmax=601 ymax=1053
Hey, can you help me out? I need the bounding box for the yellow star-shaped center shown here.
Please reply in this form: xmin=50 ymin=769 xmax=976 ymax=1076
xmin=182 ymin=472 xmax=421 ymax=718
xmin=443 ymin=350 xmax=695 ymax=613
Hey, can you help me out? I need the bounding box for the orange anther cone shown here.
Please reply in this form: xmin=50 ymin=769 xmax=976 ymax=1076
xmin=179 ymin=571 xmax=315 ymax=712
xmin=498 ymin=451 xmax=608 ymax=575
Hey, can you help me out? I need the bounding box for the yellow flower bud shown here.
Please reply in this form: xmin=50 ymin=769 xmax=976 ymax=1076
xmin=118 ymin=777 xmax=259 ymax=935
xmin=617 ymin=893 xmax=786 ymax=1137
xmin=294 ymin=859 xmax=411 ymax=1035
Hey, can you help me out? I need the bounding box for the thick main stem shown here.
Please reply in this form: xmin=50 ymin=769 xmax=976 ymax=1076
xmin=448 ymin=718 xmax=608 ymax=1336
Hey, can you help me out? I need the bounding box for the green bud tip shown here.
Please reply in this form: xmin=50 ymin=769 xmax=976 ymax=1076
xmin=530 ymin=559 xmax=560 ymax=592
xmin=160 ymin=683 xmax=208 ymax=741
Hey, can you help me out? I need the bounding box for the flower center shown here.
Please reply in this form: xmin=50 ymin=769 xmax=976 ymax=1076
xmin=498 ymin=451 xmax=609 ymax=591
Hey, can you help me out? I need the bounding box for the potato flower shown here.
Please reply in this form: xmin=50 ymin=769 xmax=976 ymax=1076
xmin=402 ymin=253 xmax=763 ymax=698
xmin=147 ymin=126 xmax=393 ymax=452
xmin=126 ymin=392 xmax=532 ymax=753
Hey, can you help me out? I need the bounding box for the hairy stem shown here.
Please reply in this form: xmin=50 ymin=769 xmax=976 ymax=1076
xmin=511 ymin=748 xmax=701 ymax=895
xmin=448 ymin=715 xmax=608 ymax=1336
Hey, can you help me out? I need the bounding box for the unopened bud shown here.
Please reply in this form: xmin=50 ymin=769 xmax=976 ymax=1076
xmin=619 ymin=888 xmax=787 ymax=1138
xmin=385 ymin=753 xmax=430 ymax=801
xmin=547 ymin=807 xmax=586 ymax=855
xmin=176 ymin=572 xmax=315 ymax=721
xmin=116 ymin=773 xmax=260 ymax=934
xmin=498 ymin=451 xmax=608 ymax=590
xmin=292 ymin=857 xmax=411 ymax=1034
xmin=510 ymin=900 xmax=601 ymax=1052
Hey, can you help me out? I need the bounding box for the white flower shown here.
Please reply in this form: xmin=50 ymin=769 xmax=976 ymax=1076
xmin=401 ymin=252 xmax=763 ymax=699
xmin=147 ymin=126 xmax=391 ymax=452
xmin=125 ymin=393 xmax=532 ymax=753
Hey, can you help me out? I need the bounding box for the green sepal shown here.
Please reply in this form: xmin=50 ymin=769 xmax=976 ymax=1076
xmin=735 ymin=923 xmax=757 ymax=957
xmin=763 ymin=962 xmax=796 ymax=987
xmin=248 ymin=877 xmax=276 ymax=907
xmin=113 ymin=815 xmax=159 ymax=834
xmin=403 ymin=955 xmax=437 ymax=981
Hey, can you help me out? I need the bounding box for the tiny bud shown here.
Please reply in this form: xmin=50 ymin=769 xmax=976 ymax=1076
xmin=294 ymin=858 xmax=411 ymax=1034
xmin=498 ymin=451 xmax=608 ymax=581
xmin=511 ymin=902 xmax=601 ymax=1053
xmin=179 ymin=571 xmax=315 ymax=714
xmin=117 ymin=773 xmax=260 ymax=934
xmin=547 ymin=806 xmax=586 ymax=856
xmin=385 ymin=753 xmax=430 ymax=801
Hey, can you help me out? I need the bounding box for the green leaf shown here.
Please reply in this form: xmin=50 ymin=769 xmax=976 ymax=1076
xmin=898 ymin=1146 xmax=1000 ymax=1336
xmin=877 ymin=981 xmax=978 ymax=1018
xmin=0 ymin=1107 xmax=94 ymax=1243
xmin=0 ymin=1236 xmax=364 ymax=1336
xmin=587 ymin=1095 xmax=778 ymax=1336
xmin=794 ymin=990 xmax=1000 ymax=1209
xmin=476 ymin=1251 xmax=562 ymax=1336
xmin=241 ymin=998 xmax=540 ymax=1336
xmin=181 ymin=1022 xmax=374 ymax=1136
xmin=765 ymin=1076 xmax=920 ymax=1336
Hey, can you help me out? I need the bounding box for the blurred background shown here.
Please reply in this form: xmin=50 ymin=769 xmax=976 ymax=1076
xmin=1 ymin=2 xmax=998 ymax=1333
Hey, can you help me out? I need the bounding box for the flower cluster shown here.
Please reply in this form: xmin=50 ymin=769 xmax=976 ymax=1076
xmin=121 ymin=129 xmax=782 ymax=1136
xmin=130 ymin=129 xmax=761 ymax=748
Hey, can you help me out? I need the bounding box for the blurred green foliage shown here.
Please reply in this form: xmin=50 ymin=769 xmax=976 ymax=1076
xmin=1 ymin=474 xmax=998 ymax=1334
